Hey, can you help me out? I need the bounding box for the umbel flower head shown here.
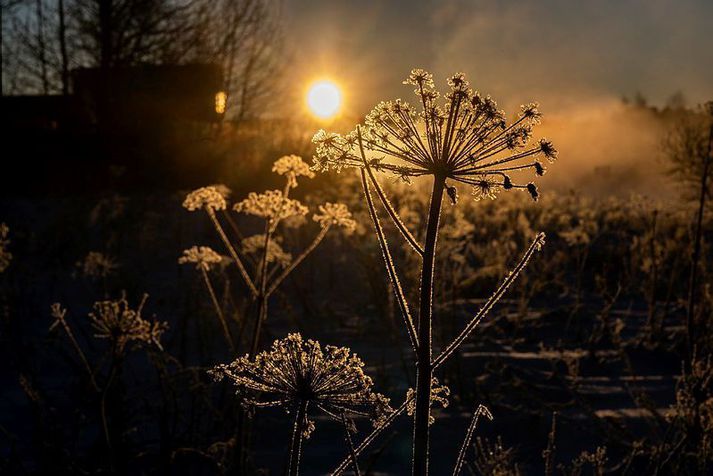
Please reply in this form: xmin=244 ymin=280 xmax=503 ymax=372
xmin=312 ymin=69 xmax=557 ymax=201
xmin=272 ymin=155 xmax=315 ymax=188
xmin=233 ymin=190 xmax=308 ymax=222
xmin=178 ymin=246 xmax=224 ymax=270
xmin=89 ymin=294 xmax=168 ymax=353
xmin=241 ymin=234 xmax=292 ymax=267
xmin=313 ymin=202 xmax=357 ymax=232
xmin=183 ymin=186 xmax=227 ymax=212
xmin=77 ymin=251 xmax=118 ymax=279
xmin=210 ymin=333 xmax=393 ymax=436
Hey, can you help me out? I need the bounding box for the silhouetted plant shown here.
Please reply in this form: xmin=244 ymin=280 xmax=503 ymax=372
xmin=183 ymin=155 xmax=355 ymax=472
xmin=314 ymin=68 xmax=553 ymax=475
xmin=210 ymin=333 xmax=392 ymax=475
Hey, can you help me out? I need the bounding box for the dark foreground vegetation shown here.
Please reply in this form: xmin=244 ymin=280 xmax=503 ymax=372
xmin=1 ymin=97 xmax=712 ymax=475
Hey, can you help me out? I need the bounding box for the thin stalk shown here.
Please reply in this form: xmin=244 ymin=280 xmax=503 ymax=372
xmin=433 ymin=233 xmax=545 ymax=369
xmin=452 ymin=405 xmax=493 ymax=476
xmin=331 ymin=398 xmax=411 ymax=476
xmin=266 ymin=227 xmax=329 ymax=297
xmin=332 ymin=235 xmax=545 ymax=476
xmin=360 ymin=169 xmax=418 ymax=352
xmin=50 ymin=306 xmax=99 ymax=391
xmin=685 ymin=122 xmax=713 ymax=368
xmin=358 ymin=134 xmax=424 ymax=255
xmin=207 ymin=210 xmax=258 ymax=297
xmin=413 ymin=174 xmax=446 ymax=476
xmin=288 ymin=401 xmax=308 ymax=476
xmin=200 ymin=266 xmax=234 ymax=352
xmin=341 ymin=413 xmax=361 ymax=476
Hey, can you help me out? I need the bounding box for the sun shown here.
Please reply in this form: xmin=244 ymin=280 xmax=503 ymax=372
xmin=306 ymin=80 xmax=342 ymax=119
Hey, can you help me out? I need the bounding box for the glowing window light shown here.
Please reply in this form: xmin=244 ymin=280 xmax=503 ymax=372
xmin=215 ymin=91 xmax=227 ymax=115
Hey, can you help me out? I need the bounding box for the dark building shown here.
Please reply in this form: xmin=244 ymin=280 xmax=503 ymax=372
xmin=2 ymin=63 xmax=224 ymax=133
xmin=1 ymin=64 xmax=226 ymax=193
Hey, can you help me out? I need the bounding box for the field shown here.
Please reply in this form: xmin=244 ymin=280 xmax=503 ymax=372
xmin=1 ymin=108 xmax=711 ymax=474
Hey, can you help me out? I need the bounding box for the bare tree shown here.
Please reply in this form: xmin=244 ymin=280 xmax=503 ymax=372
xmin=181 ymin=0 xmax=284 ymax=121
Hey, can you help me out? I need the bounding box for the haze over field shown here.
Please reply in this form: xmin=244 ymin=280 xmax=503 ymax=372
xmin=282 ymin=0 xmax=712 ymax=198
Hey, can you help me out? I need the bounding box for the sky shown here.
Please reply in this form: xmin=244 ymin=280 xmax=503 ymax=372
xmin=284 ymin=0 xmax=713 ymax=115
xmin=282 ymin=0 xmax=713 ymax=198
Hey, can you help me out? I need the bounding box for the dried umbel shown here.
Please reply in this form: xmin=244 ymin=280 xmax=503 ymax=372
xmin=233 ymin=190 xmax=308 ymax=223
xmin=210 ymin=333 xmax=393 ymax=430
xmin=89 ymin=294 xmax=168 ymax=353
xmin=313 ymin=69 xmax=556 ymax=201
xmin=0 ymin=223 xmax=11 ymax=273
xmin=183 ymin=186 xmax=228 ymax=212
xmin=241 ymin=235 xmax=292 ymax=267
xmin=313 ymin=202 xmax=357 ymax=232
xmin=273 ymin=155 xmax=315 ymax=188
xmin=178 ymin=246 xmax=223 ymax=271
xmin=77 ymin=251 xmax=118 ymax=279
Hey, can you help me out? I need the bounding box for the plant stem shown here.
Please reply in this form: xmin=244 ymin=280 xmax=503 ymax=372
xmin=207 ymin=210 xmax=258 ymax=297
xmin=413 ymin=174 xmax=446 ymax=476
xmin=266 ymin=227 xmax=329 ymax=297
xmin=453 ymin=405 xmax=492 ymax=476
xmin=341 ymin=413 xmax=361 ymax=476
xmin=360 ymin=169 xmax=418 ymax=352
xmin=685 ymin=122 xmax=713 ymax=369
xmin=288 ymin=401 xmax=308 ymax=476
xmin=200 ymin=266 xmax=234 ymax=352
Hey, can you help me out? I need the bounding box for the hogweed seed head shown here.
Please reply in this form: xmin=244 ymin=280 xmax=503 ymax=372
xmin=272 ymin=155 xmax=315 ymax=188
xmin=178 ymin=246 xmax=223 ymax=271
xmin=241 ymin=235 xmax=292 ymax=267
xmin=313 ymin=202 xmax=357 ymax=232
xmin=471 ymin=176 xmax=500 ymax=201
xmin=312 ymin=69 xmax=556 ymax=201
xmin=233 ymin=190 xmax=308 ymax=222
xmin=89 ymin=294 xmax=168 ymax=353
xmin=210 ymin=333 xmax=393 ymax=433
xmin=183 ymin=186 xmax=227 ymax=212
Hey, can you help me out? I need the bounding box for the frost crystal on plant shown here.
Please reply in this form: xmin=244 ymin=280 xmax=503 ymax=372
xmin=233 ymin=190 xmax=308 ymax=222
xmin=178 ymin=246 xmax=224 ymax=270
xmin=313 ymin=202 xmax=357 ymax=232
xmin=313 ymin=69 xmax=557 ymax=201
xmin=183 ymin=186 xmax=228 ymax=212
xmin=406 ymin=377 xmax=450 ymax=425
xmin=272 ymin=155 xmax=315 ymax=188
xmin=89 ymin=294 xmax=168 ymax=352
xmin=210 ymin=333 xmax=393 ymax=430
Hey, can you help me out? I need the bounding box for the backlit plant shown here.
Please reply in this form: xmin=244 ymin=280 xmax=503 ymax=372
xmin=313 ymin=69 xmax=553 ymax=475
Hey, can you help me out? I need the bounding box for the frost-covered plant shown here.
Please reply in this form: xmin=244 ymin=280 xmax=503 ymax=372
xmin=179 ymin=246 xmax=234 ymax=350
xmin=314 ymin=69 xmax=552 ymax=475
xmin=89 ymin=294 xmax=168 ymax=355
xmin=184 ymin=155 xmax=355 ymax=473
xmin=76 ymin=251 xmax=118 ymax=281
xmin=49 ymin=294 xmax=167 ymax=459
xmin=182 ymin=155 xmax=354 ymax=356
xmin=210 ymin=333 xmax=392 ymax=475
xmin=0 ymin=223 xmax=11 ymax=273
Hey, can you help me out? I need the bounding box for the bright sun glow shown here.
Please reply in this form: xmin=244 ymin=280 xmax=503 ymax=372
xmin=307 ymin=80 xmax=342 ymax=119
